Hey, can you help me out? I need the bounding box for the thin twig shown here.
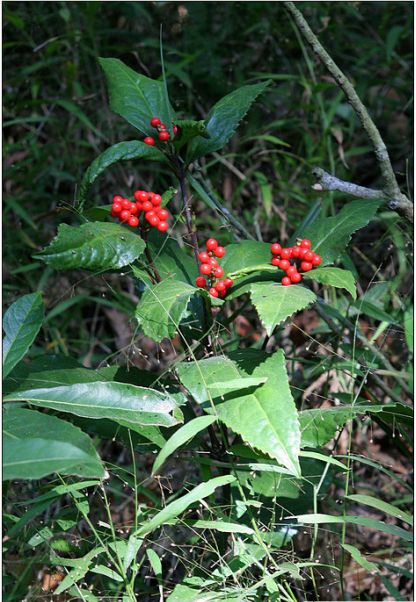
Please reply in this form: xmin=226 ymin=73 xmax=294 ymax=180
xmin=284 ymin=1 xmax=413 ymax=222
xmin=311 ymin=167 xmax=385 ymax=200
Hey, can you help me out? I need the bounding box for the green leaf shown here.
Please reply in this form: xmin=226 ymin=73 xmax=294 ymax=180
xmin=147 ymin=548 xmax=162 ymax=579
xmin=299 ymin=451 xmax=347 ymax=471
xmin=135 ymin=475 xmax=236 ymax=537
xmin=291 ymin=513 xmax=412 ymax=542
xmin=148 ymin=234 xmax=198 ymax=284
xmin=36 ymin=222 xmax=146 ymax=271
xmin=3 ymin=406 xmax=104 ymax=480
xmin=254 ymin=171 xmax=273 ymax=217
xmin=187 ymin=81 xmax=270 ymax=162
xmin=345 ymin=494 xmax=413 ymax=526
xmin=4 ymin=381 xmax=180 ymax=428
xmin=250 ymin=283 xmax=316 ymax=335
xmin=403 ymin=308 xmax=413 ymax=353
xmin=300 ymin=199 xmax=381 ymax=265
xmin=123 ymin=534 xmax=143 ymax=572
xmin=221 ymin=240 xmax=272 ymax=277
xmin=184 ymin=520 xmax=254 ymax=535
xmin=153 ymin=415 xmax=217 ymax=474
xmin=54 ymin=547 xmax=105 ymax=595
xmin=90 ymin=565 xmax=123 ymax=582
xmin=341 ymin=544 xmax=378 ymax=572
xmin=136 ymin=279 xmax=199 ymax=342
xmin=303 ymin=267 xmax=356 ymax=299
xmin=3 ymin=292 xmax=44 ymax=378
xmin=99 ymin=57 xmax=174 ymax=135
xmin=173 ymin=119 xmax=208 ymax=149
xmin=78 ymin=141 xmax=164 ymax=206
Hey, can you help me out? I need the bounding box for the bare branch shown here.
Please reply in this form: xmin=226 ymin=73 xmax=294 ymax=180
xmin=312 ymin=167 xmax=384 ymax=200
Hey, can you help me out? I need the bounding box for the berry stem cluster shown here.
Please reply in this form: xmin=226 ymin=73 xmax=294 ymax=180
xmin=144 ymin=116 xmax=179 ymax=146
xmin=270 ymin=238 xmax=322 ymax=285
xmin=196 ymin=238 xmax=233 ymax=298
xmin=111 ymin=192 xmax=170 ymax=232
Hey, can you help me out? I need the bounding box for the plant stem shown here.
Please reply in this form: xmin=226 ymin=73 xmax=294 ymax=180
xmin=141 ymin=225 xmax=162 ymax=283
xmin=177 ymin=160 xmax=201 ymax=267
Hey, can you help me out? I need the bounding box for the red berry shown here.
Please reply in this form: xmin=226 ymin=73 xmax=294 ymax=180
xmin=128 ymin=215 xmax=139 ymax=227
xmin=215 ymin=281 xmax=227 ymax=292
xmin=111 ymin=208 xmax=120 ymax=217
xmin=298 ymin=248 xmax=308 ymax=259
xmin=121 ymin=199 xmax=131 ymax=210
xmin=214 ymin=246 xmax=225 ymax=258
xmin=200 ymin=264 xmax=212 ymax=276
xmin=144 ymin=136 xmax=155 ymax=146
xmin=282 ymin=276 xmax=291 ymax=286
xmin=142 ymin=201 xmax=153 ymax=212
xmin=224 ymin=277 xmax=233 ymax=288
xmin=270 ymin=243 xmax=282 ymax=255
xmin=135 ymin=202 xmax=143 ymax=212
xmin=151 ymin=194 xmax=162 ymax=206
xmin=157 ymin=208 xmax=169 ymax=221
xmin=150 ymin=117 xmax=161 ymax=128
xmin=134 ymin=190 xmax=147 ymax=202
xmin=145 ymin=211 xmax=156 ymax=222
xmin=159 ymin=123 xmax=167 ymax=130
xmin=312 ymin=254 xmax=322 ymax=266
xmin=280 ymin=248 xmax=292 ymax=260
xmin=206 ymin=238 xmax=218 ymax=251
xmin=213 ymin=267 xmax=224 ymax=279
xmin=209 ymin=288 xmax=219 ymax=298
xmin=271 ymin=257 xmax=281 ymax=267
xmin=300 ymin=239 xmax=312 ymax=249
xmin=209 ymin=258 xmax=219 ymax=268
xmin=120 ymin=210 xmax=131 ymax=222
xmin=173 ymin=125 xmax=178 ymax=135
xmin=149 ymin=215 xmax=160 ymax=227
xmin=290 ymin=272 xmax=302 ymax=283
xmin=113 ymin=195 xmax=123 ymax=204
xmin=291 ymin=246 xmax=301 ymax=258
xmin=130 ymin=203 xmax=138 ymax=215
xmin=300 ymin=261 xmax=313 ymax=272
xmin=304 ymin=250 xmax=314 ymax=262
xmin=157 ymin=222 xmax=169 ymax=232
xmin=279 ymin=259 xmax=290 ymax=270
xmin=112 ymin=202 xmax=122 ymax=214
xmin=286 ymin=266 xmax=298 ymax=277
xmin=196 ymin=276 xmax=207 ymax=288
xmin=199 ymin=251 xmax=210 ymax=263
xmin=159 ymin=131 xmax=170 ymax=142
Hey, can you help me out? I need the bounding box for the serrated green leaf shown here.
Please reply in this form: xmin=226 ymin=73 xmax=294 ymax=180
xmin=300 ymin=199 xmax=381 ymax=265
xmin=4 ymin=381 xmax=180 ymax=428
xmin=153 ymin=415 xmax=217 ymax=474
xmin=221 ymin=241 xmax=272 ymax=278
xmin=36 ymin=222 xmax=145 ymax=271
xmin=3 ymin=292 xmax=44 ymax=378
xmin=78 ymin=141 xmax=164 ymax=206
xmin=3 ymin=407 xmax=103 ymax=480
xmin=173 ymin=119 xmax=208 ymax=149
xmin=135 ymin=475 xmax=236 ymax=537
xmin=99 ymin=57 xmax=175 ymax=135
xmin=345 ymin=494 xmax=412 ymax=526
xmin=250 ymin=283 xmax=316 ymax=335
xmin=187 ymin=81 xmax=270 ymax=162
xmin=136 ymin=279 xmax=199 ymax=342
xmin=304 ymin=267 xmax=356 ymax=299
xmin=146 ymin=233 xmax=198 ymax=284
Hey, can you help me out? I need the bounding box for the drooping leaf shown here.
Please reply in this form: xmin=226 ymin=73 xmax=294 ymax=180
xmin=3 ymin=292 xmax=44 ymax=378
xmin=299 ymin=199 xmax=381 ymax=265
xmin=135 ymin=279 xmax=199 ymax=342
xmin=135 ymin=475 xmax=235 ymax=537
xmin=177 ymin=351 xmax=301 ymax=476
xmin=341 ymin=544 xmax=378 ymax=572
xmin=250 ymin=283 xmax=316 ymax=335
xmin=35 ymin=222 xmax=145 ymax=271
xmin=78 ymin=141 xmax=164 ymax=207
xmin=345 ymin=494 xmax=413 ymax=526
xmin=303 ymin=267 xmax=357 ymax=299
xmin=54 ymin=547 xmax=105 ymax=595
xmin=403 ymin=306 xmax=413 ymax=353
xmin=3 ymin=407 xmax=104 ymax=480
xmin=99 ymin=57 xmax=175 ymax=135
xmin=4 ymin=381 xmax=180 ymax=428
xmin=152 ymin=415 xmax=217 ymax=474
xmin=186 ymin=80 xmax=271 ymax=162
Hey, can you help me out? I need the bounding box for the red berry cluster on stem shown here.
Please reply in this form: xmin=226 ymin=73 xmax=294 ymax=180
xmin=111 ymin=192 xmax=169 ymax=232
xmin=270 ymin=239 xmax=322 ymax=286
xmin=195 ymin=238 xmax=233 ymax=298
xmin=144 ymin=117 xmax=179 ymax=146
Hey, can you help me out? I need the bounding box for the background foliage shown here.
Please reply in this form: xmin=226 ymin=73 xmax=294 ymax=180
xmin=3 ymin=2 xmax=413 ymax=601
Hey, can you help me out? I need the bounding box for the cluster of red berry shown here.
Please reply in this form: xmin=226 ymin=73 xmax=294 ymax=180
xmin=111 ymin=191 xmax=169 ymax=232
xmin=195 ymin=238 xmax=233 ymax=298
xmin=270 ymin=239 xmax=322 ymax=286
xmin=144 ymin=117 xmax=178 ymax=146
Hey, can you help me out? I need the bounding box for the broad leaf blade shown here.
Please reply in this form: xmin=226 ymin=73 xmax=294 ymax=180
xmin=300 ymin=199 xmax=381 ymax=265
xmin=250 ymin=283 xmax=316 ymax=335
xmin=304 ymin=267 xmax=357 ymax=299
xmin=187 ymin=81 xmax=270 ymax=162
xmin=4 ymin=381 xmax=180 ymax=428
xmin=3 ymin=407 xmax=104 ymax=480
xmin=36 ymin=222 xmax=145 ymax=271
xmin=3 ymin=292 xmax=44 ymax=378
xmin=99 ymin=57 xmax=174 ymax=135
xmin=78 ymin=141 xmax=164 ymax=207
